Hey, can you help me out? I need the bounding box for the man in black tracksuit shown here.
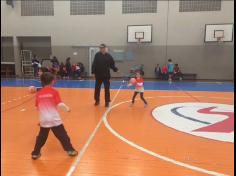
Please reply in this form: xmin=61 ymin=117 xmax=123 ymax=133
xmin=92 ymin=44 xmax=118 ymax=107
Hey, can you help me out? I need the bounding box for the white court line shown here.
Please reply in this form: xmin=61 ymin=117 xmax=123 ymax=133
xmin=209 ymin=97 xmax=233 ymax=100
xmin=158 ymin=95 xmax=203 ymax=98
xmin=1 ymin=94 xmax=32 ymax=104
xmin=66 ymin=82 xmax=124 ymax=176
xmin=103 ymin=96 xmax=229 ymax=176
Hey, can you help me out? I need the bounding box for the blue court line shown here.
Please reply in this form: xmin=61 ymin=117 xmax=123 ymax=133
xmin=1 ymin=79 xmax=234 ymax=92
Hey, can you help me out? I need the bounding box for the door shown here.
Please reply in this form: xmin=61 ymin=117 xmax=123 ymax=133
xmin=89 ymin=47 xmax=100 ymax=76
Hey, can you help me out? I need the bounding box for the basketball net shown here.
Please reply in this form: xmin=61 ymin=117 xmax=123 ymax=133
xmin=217 ymin=37 xmax=224 ymax=43
xmin=137 ymin=38 xmax=142 ymax=47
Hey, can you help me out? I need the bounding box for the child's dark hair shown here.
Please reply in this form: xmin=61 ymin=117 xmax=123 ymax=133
xmin=136 ymin=70 xmax=144 ymax=76
xmin=168 ymin=58 xmax=172 ymax=62
xmin=40 ymin=72 xmax=55 ymax=87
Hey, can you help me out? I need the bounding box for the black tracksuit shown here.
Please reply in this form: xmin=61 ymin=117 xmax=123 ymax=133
xmin=92 ymin=52 xmax=118 ymax=103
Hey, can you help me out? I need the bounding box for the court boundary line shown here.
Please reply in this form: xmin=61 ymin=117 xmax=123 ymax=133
xmin=103 ymin=96 xmax=229 ymax=176
xmin=66 ymin=82 xmax=124 ymax=176
xmin=1 ymin=78 xmax=234 ymax=84
xmin=1 ymin=96 xmax=34 ymax=112
xmin=2 ymin=86 xmax=233 ymax=93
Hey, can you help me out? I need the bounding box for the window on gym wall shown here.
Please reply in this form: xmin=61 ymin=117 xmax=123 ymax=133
xmin=179 ymin=0 xmax=221 ymax=12
xmin=21 ymin=0 xmax=54 ymax=16
xmin=122 ymin=0 xmax=157 ymax=14
xmin=70 ymin=0 xmax=105 ymax=15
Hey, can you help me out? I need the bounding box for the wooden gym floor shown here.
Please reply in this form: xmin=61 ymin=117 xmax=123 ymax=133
xmin=1 ymin=80 xmax=234 ymax=176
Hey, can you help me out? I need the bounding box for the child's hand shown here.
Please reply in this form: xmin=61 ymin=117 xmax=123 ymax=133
xmin=67 ymin=108 xmax=71 ymax=112
xmin=127 ymin=83 xmax=132 ymax=87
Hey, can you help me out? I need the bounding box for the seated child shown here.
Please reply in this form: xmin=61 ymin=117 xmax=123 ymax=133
xmin=154 ymin=64 xmax=161 ymax=79
xmin=161 ymin=65 xmax=168 ymax=80
xmin=59 ymin=62 xmax=67 ymax=79
xmin=173 ymin=64 xmax=183 ymax=80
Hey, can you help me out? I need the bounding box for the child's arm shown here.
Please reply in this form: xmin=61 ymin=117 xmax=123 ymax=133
xmin=136 ymin=79 xmax=144 ymax=87
xmin=57 ymin=102 xmax=70 ymax=112
xmin=127 ymin=83 xmax=132 ymax=87
xmin=54 ymin=90 xmax=70 ymax=112
xmin=136 ymin=82 xmax=143 ymax=87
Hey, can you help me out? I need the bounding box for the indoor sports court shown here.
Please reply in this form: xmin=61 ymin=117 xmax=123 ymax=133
xmin=1 ymin=1 xmax=234 ymax=176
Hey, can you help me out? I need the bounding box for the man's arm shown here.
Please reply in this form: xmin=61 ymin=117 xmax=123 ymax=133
xmin=109 ymin=54 xmax=118 ymax=72
xmin=92 ymin=53 xmax=97 ymax=74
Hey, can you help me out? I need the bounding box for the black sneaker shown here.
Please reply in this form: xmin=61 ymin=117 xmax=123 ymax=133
xmin=105 ymin=102 xmax=110 ymax=108
xmin=32 ymin=153 xmax=41 ymax=160
xmin=94 ymin=101 xmax=100 ymax=106
xmin=67 ymin=150 xmax=78 ymax=157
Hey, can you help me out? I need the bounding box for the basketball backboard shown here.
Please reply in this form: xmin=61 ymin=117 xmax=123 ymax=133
xmin=204 ymin=23 xmax=234 ymax=42
xmin=127 ymin=25 xmax=152 ymax=43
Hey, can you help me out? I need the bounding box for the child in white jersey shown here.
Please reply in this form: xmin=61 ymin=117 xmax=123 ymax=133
xmin=128 ymin=71 xmax=148 ymax=107
xmin=31 ymin=72 xmax=78 ymax=159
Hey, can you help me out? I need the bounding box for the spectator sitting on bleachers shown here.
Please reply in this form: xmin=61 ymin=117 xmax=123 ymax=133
xmin=173 ymin=64 xmax=183 ymax=81
xmin=78 ymin=62 xmax=87 ymax=79
xmin=50 ymin=56 xmax=59 ymax=75
xmin=74 ymin=63 xmax=82 ymax=80
xmin=154 ymin=64 xmax=161 ymax=79
xmin=51 ymin=56 xmax=59 ymax=65
xmin=59 ymin=62 xmax=67 ymax=79
xmin=71 ymin=64 xmax=76 ymax=78
xmin=162 ymin=64 xmax=168 ymax=80
xmin=65 ymin=57 xmax=72 ymax=79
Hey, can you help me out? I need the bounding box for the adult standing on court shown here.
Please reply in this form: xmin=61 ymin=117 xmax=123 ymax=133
xmin=92 ymin=44 xmax=118 ymax=107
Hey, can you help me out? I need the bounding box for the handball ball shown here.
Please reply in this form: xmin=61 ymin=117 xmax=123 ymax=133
xmin=129 ymin=78 xmax=137 ymax=85
xmin=28 ymin=86 xmax=37 ymax=93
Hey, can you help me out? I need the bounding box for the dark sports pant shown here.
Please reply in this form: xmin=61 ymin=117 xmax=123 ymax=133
xmin=32 ymin=124 xmax=75 ymax=155
xmin=94 ymin=78 xmax=110 ymax=103
xmin=33 ymin=66 xmax=39 ymax=77
xmin=173 ymin=72 xmax=183 ymax=80
xmin=132 ymin=92 xmax=147 ymax=104
xmin=168 ymin=72 xmax=173 ymax=79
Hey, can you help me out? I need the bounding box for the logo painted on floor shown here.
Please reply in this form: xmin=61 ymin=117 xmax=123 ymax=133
xmin=152 ymin=103 xmax=234 ymax=143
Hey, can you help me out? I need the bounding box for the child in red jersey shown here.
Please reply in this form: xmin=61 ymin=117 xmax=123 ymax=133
xmin=161 ymin=64 xmax=168 ymax=80
xmin=31 ymin=72 xmax=78 ymax=160
xmin=128 ymin=70 xmax=148 ymax=107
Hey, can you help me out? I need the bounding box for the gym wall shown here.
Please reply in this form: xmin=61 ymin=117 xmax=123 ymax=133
xmin=1 ymin=1 xmax=234 ymax=80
